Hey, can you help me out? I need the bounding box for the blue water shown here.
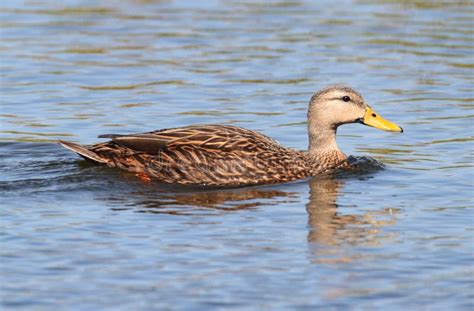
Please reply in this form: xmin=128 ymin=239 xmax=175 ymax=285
xmin=1 ymin=1 xmax=473 ymax=310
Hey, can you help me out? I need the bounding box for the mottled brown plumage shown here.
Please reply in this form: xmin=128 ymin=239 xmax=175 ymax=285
xmin=59 ymin=86 xmax=402 ymax=187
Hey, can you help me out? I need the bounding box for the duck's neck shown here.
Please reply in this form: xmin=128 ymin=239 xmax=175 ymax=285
xmin=307 ymin=123 xmax=346 ymax=164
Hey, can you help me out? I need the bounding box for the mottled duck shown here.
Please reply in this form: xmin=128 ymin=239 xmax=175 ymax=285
xmin=60 ymin=86 xmax=402 ymax=187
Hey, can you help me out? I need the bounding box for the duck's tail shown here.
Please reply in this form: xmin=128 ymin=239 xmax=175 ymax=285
xmin=58 ymin=140 xmax=107 ymax=164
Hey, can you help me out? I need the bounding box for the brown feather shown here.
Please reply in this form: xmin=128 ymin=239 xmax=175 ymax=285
xmin=58 ymin=140 xmax=108 ymax=164
xmin=112 ymin=136 xmax=168 ymax=153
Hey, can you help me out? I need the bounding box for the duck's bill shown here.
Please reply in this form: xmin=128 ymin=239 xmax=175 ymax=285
xmin=360 ymin=107 xmax=403 ymax=133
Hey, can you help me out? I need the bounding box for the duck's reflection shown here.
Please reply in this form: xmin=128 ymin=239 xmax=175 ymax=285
xmin=306 ymin=177 xmax=398 ymax=245
xmin=112 ymin=186 xmax=296 ymax=215
xmin=108 ymin=176 xmax=397 ymax=254
xmin=306 ymin=177 xmax=344 ymax=245
xmin=304 ymin=177 xmax=398 ymax=263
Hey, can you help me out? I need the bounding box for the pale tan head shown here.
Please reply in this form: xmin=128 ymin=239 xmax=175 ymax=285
xmin=308 ymin=86 xmax=367 ymax=129
xmin=307 ymin=86 xmax=402 ymax=156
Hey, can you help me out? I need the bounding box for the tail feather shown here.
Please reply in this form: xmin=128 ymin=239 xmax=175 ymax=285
xmin=59 ymin=140 xmax=107 ymax=164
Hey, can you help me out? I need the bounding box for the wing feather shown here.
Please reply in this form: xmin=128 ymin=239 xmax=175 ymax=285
xmin=102 ymin=125 xmax=280 ymax=153
xmin=111 ymin=136 xmax=168 ymax=153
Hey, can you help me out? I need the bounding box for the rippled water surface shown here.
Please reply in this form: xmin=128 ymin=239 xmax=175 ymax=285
xmin=1 ymin=0 xmax=473 ymax=310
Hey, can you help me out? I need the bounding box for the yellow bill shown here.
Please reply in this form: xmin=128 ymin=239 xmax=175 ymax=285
xmin=361 ymin=107 xmax=403 ymax=133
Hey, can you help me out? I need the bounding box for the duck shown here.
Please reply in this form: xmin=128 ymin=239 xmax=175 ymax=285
xmin=59 ymin=86 xmax=402 ymax=187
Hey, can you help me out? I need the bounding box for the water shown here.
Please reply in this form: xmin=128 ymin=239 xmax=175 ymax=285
xmin=1 ymin=0 xmax=473 ymax=309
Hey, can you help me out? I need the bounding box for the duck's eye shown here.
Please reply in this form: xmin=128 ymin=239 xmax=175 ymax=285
xmin=342 ymin=96 xmax=351 ymax=102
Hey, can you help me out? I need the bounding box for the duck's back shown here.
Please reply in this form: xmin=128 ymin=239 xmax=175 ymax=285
xmin=86 ymin=124 xmax=311 ymax=186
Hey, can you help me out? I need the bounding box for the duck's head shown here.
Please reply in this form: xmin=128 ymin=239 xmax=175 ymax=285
xmin=307 ymin=86 xmax=402 ymax=155
xmin=309 ymin=86 xmax=403 ymax=133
